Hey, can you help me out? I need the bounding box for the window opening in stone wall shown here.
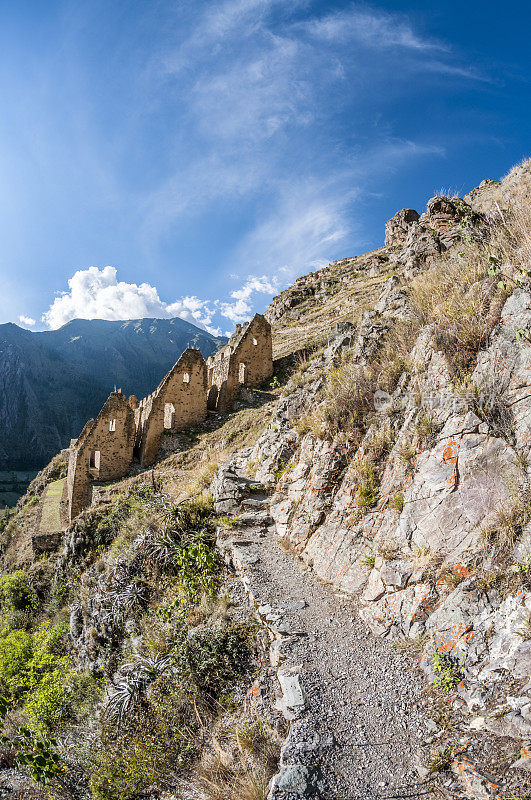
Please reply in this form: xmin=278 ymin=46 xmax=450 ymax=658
xmin=164 ymin=403 xmax=175 ymax=429
xmin=253 ymin=337 xmax=258 ymax=346
xmin=239 ymin=362 xmax=246 ymax=384
xmin=109 ymin=419 xmax=116 ymax=431
xmin=89 ymin=450 xmax=100 ymax=470
xmin=183 ymin=372 xmax=190 ymax=383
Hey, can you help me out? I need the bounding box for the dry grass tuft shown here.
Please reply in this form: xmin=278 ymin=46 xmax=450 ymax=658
xmin=321 ymin=363 xmax=375 ymax=438
xmin=364 ymin=423 xmax=395 ymax=462
xmin=392 ymin=634 xmax=427 ymax=654
xmin=198 ymin=717 xmax=279 ymax=800
xmin=411 ymin=546 xmax=444 ymax=576
xmin=481 ymin=490 xmax=531 ymax=556
xmin=415 ymin=413 xmax=440 ymax=450
xmin=409 ymin=251 xmax=495 ymax=377
xmin=349 ymin=457 xmax=380 ymax=521
xmin=377 ymin=541 xmax=400 ymax=561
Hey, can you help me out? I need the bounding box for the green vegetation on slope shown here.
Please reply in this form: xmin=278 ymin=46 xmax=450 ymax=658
xmin=0 ymin=413 xmax=279 ymax=799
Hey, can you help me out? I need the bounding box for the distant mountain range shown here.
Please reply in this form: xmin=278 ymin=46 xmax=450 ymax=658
xmin=0 ymin=317 xmax=226 ymax=470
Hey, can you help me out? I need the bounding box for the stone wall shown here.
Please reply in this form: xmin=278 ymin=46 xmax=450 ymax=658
xmin=67 ymin=319 xmax=272 ymax=520
xmin=206 ymin=345 xmax=232 ymax=413
xmin=137 ymin=348 xmax=207 ymax=467
xmin=207 ymin=314 xmax=273 ymax=413
xmin=67 ymin=393 xmax=136 ymax=521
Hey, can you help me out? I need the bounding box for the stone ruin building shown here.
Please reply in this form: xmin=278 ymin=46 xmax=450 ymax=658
xmin=66 ymin=314 xmax=272 ymax=522
xmin=207 ymin=313 xmax=273 ymax=413
xmin=135 ymin=348 xmax=207 ymax=468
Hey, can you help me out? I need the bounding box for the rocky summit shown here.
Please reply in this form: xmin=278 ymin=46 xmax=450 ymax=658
xmin=1 ymin=160 xmax=531 ymax=800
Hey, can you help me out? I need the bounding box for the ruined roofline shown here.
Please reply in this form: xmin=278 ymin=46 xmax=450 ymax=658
xmin=74 ymin=321 xmax=262 ymax=445
xmin=138 ymin=347 xmax=206 ymax=406
xmin=67 ymin=315 xmax=272 ymax=521
xmin=230 ymin=313 xmax=268 ymax=355
xmin=208 ymin=313 xmax=268 ymax=363
xmin=74 ymin=392 xmax=130 ymax=454
xmin=73 ymin=418 xmax=95 ymax=451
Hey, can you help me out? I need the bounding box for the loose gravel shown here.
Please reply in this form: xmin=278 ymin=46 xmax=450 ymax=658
xmin=219 ymin=498 xmax=433 ymax=800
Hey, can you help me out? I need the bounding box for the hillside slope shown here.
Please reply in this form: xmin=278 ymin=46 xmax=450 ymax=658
xmin=0 ymin=160 xmax=530 ymax=800
xmin=0 ymin=317 xmax=225 ymax=470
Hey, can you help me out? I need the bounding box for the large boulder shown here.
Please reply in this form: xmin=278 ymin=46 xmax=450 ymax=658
xmin=211 ymin=463 xmax=250 ymax=513
xmin=384 ymin=208 xmax=420 ymax=247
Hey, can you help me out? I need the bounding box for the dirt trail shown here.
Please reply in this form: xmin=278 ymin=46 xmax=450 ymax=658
xmin=220 ymin=495 xmax=431 ymax=800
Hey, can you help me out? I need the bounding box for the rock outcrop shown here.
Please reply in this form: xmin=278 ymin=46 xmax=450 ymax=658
xmin=241 ymin=163 xmax=531 ymax=795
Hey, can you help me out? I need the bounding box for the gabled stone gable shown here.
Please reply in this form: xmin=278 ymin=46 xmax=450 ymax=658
xmin=136 ymin=348 xmax=207 ymax=467
xmin=207 ymin=314 xmax=273 ymax=413
xmin=67 ymin=392 xmax=136 ymax=520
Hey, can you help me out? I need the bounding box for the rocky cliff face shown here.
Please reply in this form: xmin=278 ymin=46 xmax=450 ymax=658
xmin=211 ymin=162 xmax=531 ymax=796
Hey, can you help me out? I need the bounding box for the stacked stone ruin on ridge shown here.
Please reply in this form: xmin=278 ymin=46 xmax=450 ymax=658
xmin=66 ymin=313 xmax=272 ymax=523
xmin=207 ymin=313 xmax=273 ymax=413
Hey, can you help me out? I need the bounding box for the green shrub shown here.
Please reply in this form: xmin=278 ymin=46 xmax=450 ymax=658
xmin=0 ymin=571 xmax=38 ymax=613
xmin=90 ymin=619 xmax=254 ymax=799
xmin=171 ymin=495 xmax=214 ymax=533
xmin=8 ymin=727 xmax=63 ymax=786
xmin=0 ymin=621 xmax=80 ymax=731
xmin=22 ymin=669 xmax=75 ymax=731
xmin=0 ymin=630 xmax=33 ymax=699
xmin=432 ymin=651 xmax=464 ymax=692
xmin=90 ymin=681 xmax=200 ymax=800
xmin=171 ymin=622 xmax=253 ymax=699
xmin=141 ymin=496 xmax=219 ymax=599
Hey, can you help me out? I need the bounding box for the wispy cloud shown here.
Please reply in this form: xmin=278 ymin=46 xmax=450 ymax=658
xmin=228 ymin=181 xmax=353 ymax=284
xmin=299 ymin=7 xmax=447 ymax=51
xmin=18 ymin=314 xmax=35 ymax=327
xmin=138 ymin=0 xmax=476 ymax=282
xmin=423 ymin=60 xmax=491 ymax=82
xmin=19 ymin=1 xmax=484 ymax=332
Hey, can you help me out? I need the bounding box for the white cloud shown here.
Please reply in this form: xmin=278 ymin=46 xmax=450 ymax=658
xmin=42 ymin=266 xmax=221 ymax=335
xmin=18 ymin=314 xmax=35 ymax=327
xmin=221 ymin=275 xmax=280 ymax=323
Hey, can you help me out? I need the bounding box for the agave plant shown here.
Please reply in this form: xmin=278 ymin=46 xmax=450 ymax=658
xmin=105 ymin=654 xmax=171 ymax=725
xmin=105 ymin=676 xmax=143 ymax=724
xmin=122 ymin=654 xmax=171 ymax=682
xmin=101 ymin=580 xmax=149 ymax=626
xmin=142 ymin=529 xmax=182 ymax=571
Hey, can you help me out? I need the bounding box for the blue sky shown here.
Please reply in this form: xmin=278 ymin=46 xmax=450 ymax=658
xmin=0 ymin=0 xmax=530 ymax=335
